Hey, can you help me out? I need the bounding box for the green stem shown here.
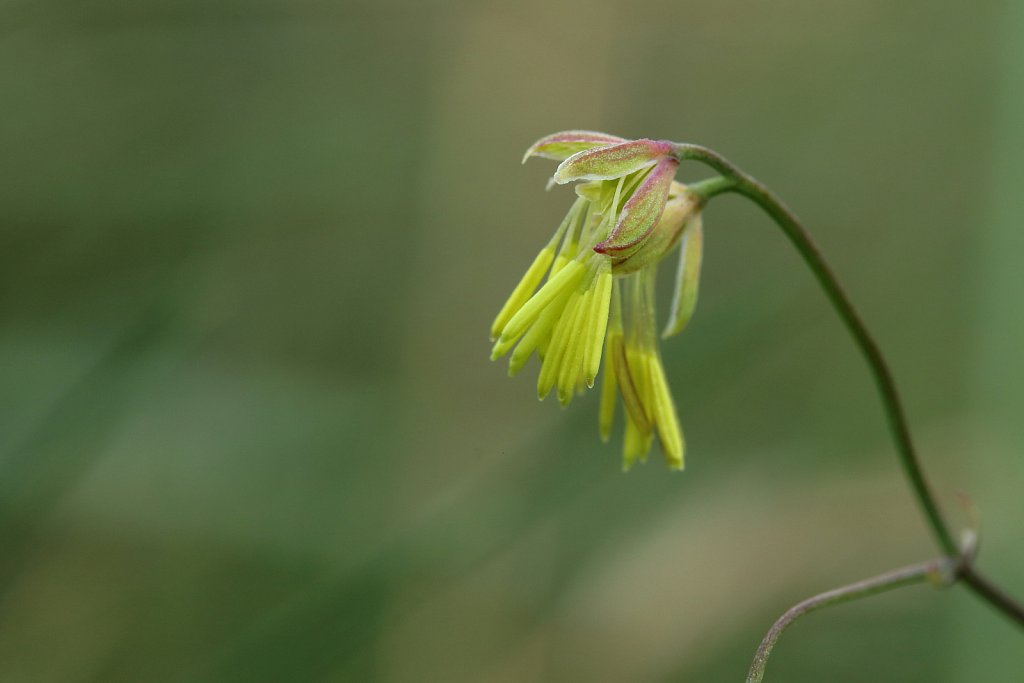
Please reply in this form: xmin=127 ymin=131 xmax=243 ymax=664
xmin=673 ymin=143 xmax=1024 ymax=627
xmin=961 ymin=565 xmax=1024 ymax=623
xmin=687 ymin=175 xmax=735 ymax=202
xmin=739 ymin=178 xmax=954 ymax=553
xmin=746 ymin=559 xmax=947 ymax=683
xmin=674 ymin=143 xmax=956 ymax=554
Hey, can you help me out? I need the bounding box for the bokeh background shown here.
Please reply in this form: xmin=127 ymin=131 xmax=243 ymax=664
xmin=2 ymin=0 xmax=1022 ymax=681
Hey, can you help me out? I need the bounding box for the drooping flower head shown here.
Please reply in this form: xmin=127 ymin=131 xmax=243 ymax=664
xmin=491 ymin=131 xmax=705 ymax=471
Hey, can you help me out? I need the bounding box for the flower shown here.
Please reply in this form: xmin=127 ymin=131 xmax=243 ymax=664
xmin=491 ymin=131 xmax=705 ymax=471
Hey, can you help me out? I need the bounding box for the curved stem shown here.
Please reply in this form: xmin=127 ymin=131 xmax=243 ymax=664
xmin=746 ymin=559 xmax=947 ymax=683
xmin=673 ymin=143 xmax=956 ymax=554
xmin=732 ymin=182 xmax=956 ymax=554
xmin=673 ymin=143 xmax=1024 ymax=626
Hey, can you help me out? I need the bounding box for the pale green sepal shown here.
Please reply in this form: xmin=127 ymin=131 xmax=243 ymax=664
xmin=523 ymin=131 xmax=626 ymax=163
xmin=662 ymin=213 xmax=704 ymax=339
xmin=553 ymin=139 xmax=672 ymax=184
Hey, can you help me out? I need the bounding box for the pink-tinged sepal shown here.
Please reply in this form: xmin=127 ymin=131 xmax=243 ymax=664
xmin=522 ymin=130 xmax=627 ymax=163
xmin=553 ymin=139 xmax=673 ymax=184
xmin=594 ymin=157 xmax=679 ymax=254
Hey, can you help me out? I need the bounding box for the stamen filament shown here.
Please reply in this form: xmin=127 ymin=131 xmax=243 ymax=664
xmin=648 ymin=357 xmax=684 ymax=469
xmin=538 ymin=288 xmax=585 ymax=401
xmin=500 ymin=259 xmax=585 ymax=343
xmin=506 ymin=287 xmax=573 ymax=375
xmin=583 ymin=265 xmax=613 ymax=386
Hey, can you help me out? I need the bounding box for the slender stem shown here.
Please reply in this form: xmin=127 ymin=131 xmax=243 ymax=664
xmin=961 ymin=565 xmax=1024 ymax=624
xmin=737 ymin=179 xmax=956 ymax=554
xmin=746 ymin=559 xmax=946 ymax=683
xmin=673 ymin=143 xmax=1024 ymax=627
xmin=672 ymin=143 xmax=956 ymax=555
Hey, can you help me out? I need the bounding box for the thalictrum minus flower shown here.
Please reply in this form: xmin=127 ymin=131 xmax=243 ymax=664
xmin=491 ymin=131 xmax=704 ymax=471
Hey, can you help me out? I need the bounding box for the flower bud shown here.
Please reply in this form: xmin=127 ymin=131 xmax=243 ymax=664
xmin=492 ymin=130 xmax=708 ymax=471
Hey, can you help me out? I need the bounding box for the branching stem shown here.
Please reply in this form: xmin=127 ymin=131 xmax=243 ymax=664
xmin=673 ymin=143 xmax=1024 ymax=655
xmin=745 ymin=558 xmax=949 ymax=683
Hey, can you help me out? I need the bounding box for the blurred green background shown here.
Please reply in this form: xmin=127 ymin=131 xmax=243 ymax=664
xmin=2 ymin=0 xmax=1022 ymax=681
